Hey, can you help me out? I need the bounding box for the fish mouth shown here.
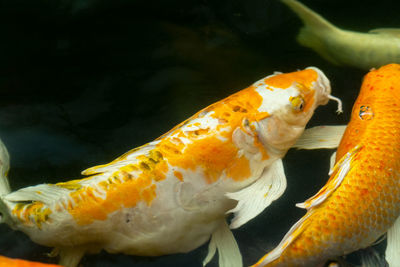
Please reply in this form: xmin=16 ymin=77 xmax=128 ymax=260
xmin=307 ymin=66 xmax=342 ymax=113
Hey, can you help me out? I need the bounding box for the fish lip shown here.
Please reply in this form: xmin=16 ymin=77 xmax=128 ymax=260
xmin=306 ymin=66 xmax=332 ymax=106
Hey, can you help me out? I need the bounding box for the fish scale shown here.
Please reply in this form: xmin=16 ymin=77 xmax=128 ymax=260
xmin=253 ymin=64 xmax=400 ymax=267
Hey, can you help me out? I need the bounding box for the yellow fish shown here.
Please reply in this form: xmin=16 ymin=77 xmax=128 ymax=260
xmin=280 ymin=0 xmax=400 ymax=70
xmin=0 ymin=67 xmax=342 ymax=267
xmin=252 ymin=64 xmax=400 ymax=266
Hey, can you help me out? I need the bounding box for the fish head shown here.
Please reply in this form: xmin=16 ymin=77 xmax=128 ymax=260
xmin=336 ymin=63 xmax=400 ymax=160
xmin=254 ymin=66 xmax=337 ymax=151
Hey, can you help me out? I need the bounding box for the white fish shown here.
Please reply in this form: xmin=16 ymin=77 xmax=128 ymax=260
xmin=281 ymin=0 xmax=400 ymax=70
xmin=0 ymin=67 xmax=343 ymax=267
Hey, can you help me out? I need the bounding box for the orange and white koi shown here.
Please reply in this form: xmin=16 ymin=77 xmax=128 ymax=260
xmin=0 ymin=67 xmax=342 ymax=267
xmin=0 ymin=255 xmax=61 ymax=267
xmin=252 ymin=64 xmax=400 ymax=267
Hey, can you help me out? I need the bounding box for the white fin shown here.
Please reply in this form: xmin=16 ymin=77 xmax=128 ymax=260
xmin=293 ymin=125 xmax=346 ymax=150
xmin=0 ymin=138 xmax=10 ymax=195
xmin=82 ymin=141 xmax=159 ymax=175
xmin=329 ymin=151 xmax=336 ymax=175
xmin=5 ymin=184 xmax=70 ymax=204
xmin=296 ymin=145 xmax=361 ymax=210
xmin=59 ymin=247 xmax=85 ymax=267
xmin=226 ymin=159 xmax=286 ymax=229
xmin=386 ymin=215 xmax=400 ymax=267
xmin=252 ymin=211 xmax=314 ymax=267
xmin=203 ymin=220 xmax=242 ymax=267
xmin=369 ymin=28 xmax=400 ymax=37
xmin=361 ymin=249 xmax=386 ymax=267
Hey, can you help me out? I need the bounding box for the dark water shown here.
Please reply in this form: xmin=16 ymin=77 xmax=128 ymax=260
xmin=0 ymin=0 xmax=398 ymax=266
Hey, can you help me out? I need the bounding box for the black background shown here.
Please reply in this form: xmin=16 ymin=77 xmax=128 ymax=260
xmin=0 ymin=0 xmax=396 ymax=266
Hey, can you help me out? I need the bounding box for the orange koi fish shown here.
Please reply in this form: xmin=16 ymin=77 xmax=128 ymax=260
xmin=252 ymin=64 xmax=400 ymax=267
xmin=0 ymin=255 xmax=60 ymax=267
xmin=0 ymin=67 xmax=342 ymax=267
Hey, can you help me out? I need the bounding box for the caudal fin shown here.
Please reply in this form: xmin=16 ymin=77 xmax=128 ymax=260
xmin=280 ymin=0 xmax=342 ymax=65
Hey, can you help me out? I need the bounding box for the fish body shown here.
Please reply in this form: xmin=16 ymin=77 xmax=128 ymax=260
xmin=281 ymin=0 xmax=400 ymax=70
xmin=253 ymin=64 xmax=400 ymax=266
xmin=0 ymin=256 xmax=61 ymax=267
xmin=0 ymin=67 xmax=338 ymax=267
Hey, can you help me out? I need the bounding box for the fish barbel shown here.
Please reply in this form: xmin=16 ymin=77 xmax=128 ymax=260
xmin=253 ymin=64 xmax=400 ymax=266
xmin=0 ymin=67 xmax=342 ymax=267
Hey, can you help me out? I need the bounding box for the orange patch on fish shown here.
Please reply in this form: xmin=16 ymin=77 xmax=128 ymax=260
xmin=264 ymin=68 xmax=318 ymax=89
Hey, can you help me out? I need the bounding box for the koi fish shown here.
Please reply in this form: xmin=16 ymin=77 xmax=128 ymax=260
xmin=252 ymin=64 xmax=400 ymax=267
xmin=280 ymin=0 xmax=400 ymax=70
xmin=0 ymin=67 xmax=342 ymax=267
xmin=0 ymin=255 xmax=61 ymax=267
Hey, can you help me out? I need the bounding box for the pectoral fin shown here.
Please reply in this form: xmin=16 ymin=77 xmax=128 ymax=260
xmin=203 ymin=220 xmax=242 ymax=267
xmin=296 ymin=145 xmax=361 ymax=210
xmin=293 ymin=125 xmax=347 ymax=150
xmin=58 ymin=247 xmax=85 ymax=267
xmin=369 ymin=28 xmax=400 ymax=37
xmin=385 ymin=215 xmax=400 ymax=267
xmin=226 ymin=159 xmax=286 ymax=229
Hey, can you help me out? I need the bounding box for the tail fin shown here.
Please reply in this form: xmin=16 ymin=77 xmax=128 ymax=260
xmin=280 ymin=0 xmax=342 ymax=64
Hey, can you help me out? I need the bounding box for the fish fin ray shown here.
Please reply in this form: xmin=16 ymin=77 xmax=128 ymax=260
xmin=203 ymin=220 xmax=242 ymax=267
xmin=385 ymin=215 xmax=400 ymax=266
xmin=59 ymin=247 xmax=85 ymax=267
xmin=5 ymin=184 xmax=70 ymax=204
xmin=329 ymin=151 xmax=336 ymax=175
xmin=293 ymin=125 xmax=346 ymax=150
xmin=252 ymin=211 xmax=314 ymax=267
xmin=82 ymin=141 xmax=159 ymax=175
xmin=226 ymin=159 xmax=286 ymax=229
xmin=296 ymin=145 xmax=361 ymax=210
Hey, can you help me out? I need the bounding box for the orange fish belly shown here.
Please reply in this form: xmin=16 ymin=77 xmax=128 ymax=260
xmin=0 ymin=255 xmax=60 ymax=267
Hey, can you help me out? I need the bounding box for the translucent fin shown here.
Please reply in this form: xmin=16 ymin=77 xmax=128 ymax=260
xmin=361 ymin=249 xmax=386 ymax=267
xmin=293 ymin=125 xmax=346 ymax=150
xmin=296 ymin=145 xmax=361 ymax=210
xmin=329 ymin=151 xmax=336 ymax=175
xmin=386 ymin=215 xmax=400 ymax=267
xmin=226 ymin=159 xmax=286 ymax=229
xmin=251 ymin=211 xmax=314 ymax=267
xmin=203 ymin=220 xmax=242 ymax=267
xmin=0 ymin=138 xmax=10 ymax=195
xmin=5 ymin=184 xmax=70 ymax=204
xmin=82 ymin=141 xmax=159 ymax=175
xmin=58 ymin=247 xmax=85 ymax=267
xmin=369 ymin=28 xmax=400 ymax=37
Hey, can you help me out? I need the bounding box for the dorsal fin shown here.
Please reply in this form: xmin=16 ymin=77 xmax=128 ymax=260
xmin=5 ymin=184 xmax=70 ymax=205
xmin=82 ymin=141 xmax=159 ymax=175
xmin=369 ymin=28 xmax=400 ymax=37
xmin=296 ymin=145 xmax=361 ymax=210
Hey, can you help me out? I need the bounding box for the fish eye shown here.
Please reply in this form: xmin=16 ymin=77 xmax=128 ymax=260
xmin=359 ymin=105 xmax=374 ymax=120
xmin=290 ymin=96 xmax=305 ymax=112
